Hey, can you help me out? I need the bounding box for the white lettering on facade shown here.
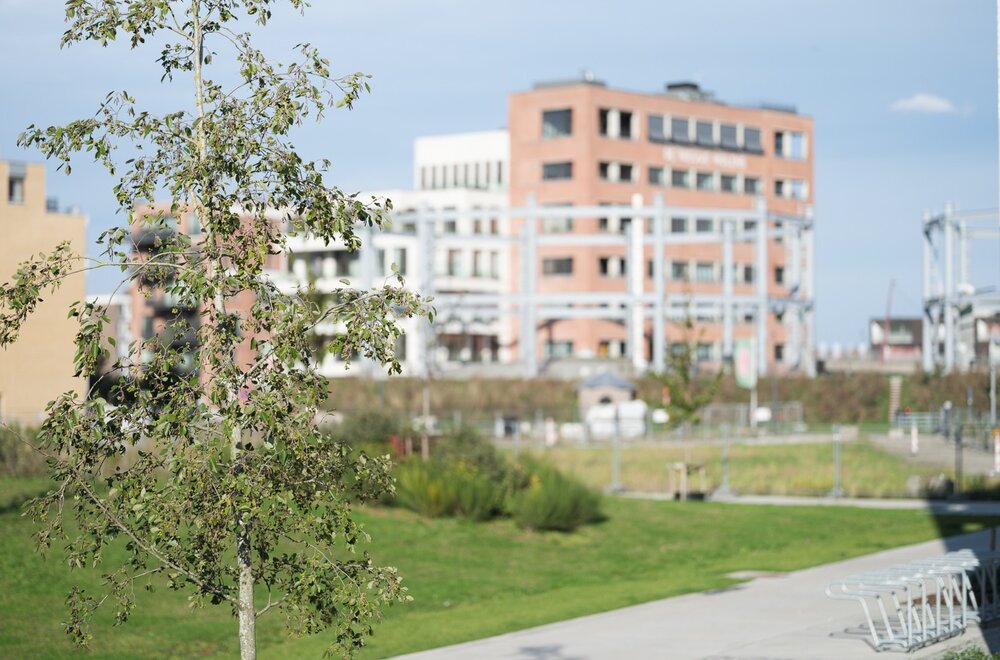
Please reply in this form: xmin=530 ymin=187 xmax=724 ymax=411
xmin=663 ymin=147 xmax=748 ymax=171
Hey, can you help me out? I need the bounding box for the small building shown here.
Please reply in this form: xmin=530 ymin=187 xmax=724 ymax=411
xmin=577 ymin=371 xmax=635 ymax=413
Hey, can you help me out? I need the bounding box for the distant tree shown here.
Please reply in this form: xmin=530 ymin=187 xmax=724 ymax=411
xmin=649 ymin=316 xmax=724 ymax=427
xmin=1 ymin=1 xmax=429 ymax=657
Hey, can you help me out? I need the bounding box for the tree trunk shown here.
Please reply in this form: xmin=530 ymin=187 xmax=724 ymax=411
xmin=237 ymin=518 xmax=256 ymax=660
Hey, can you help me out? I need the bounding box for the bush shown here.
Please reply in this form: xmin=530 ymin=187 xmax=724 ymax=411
xmin=432 ymin=424 xmax=509 ymax=481
xmin=330 ymin=409 xmax=410 ymax=448
xmin=0 ymin=427 xmax=45 ymax=478
xmin=509 ymin=459 xmax=602 ymax=532
xmin=394 ymin=459 xmax=504 ymax=521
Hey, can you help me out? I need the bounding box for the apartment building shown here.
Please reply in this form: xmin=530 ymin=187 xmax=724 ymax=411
xmin=128 ymin=204 xmax=282 ymax=383
xmin=121 ymin=81 xmax=816 ymax=380
xmin=278 ymin=187 xmax=510 ymax=377
xmin=0 ymin=161 xmax=86 ymax=425
xmin=507 ymin=79 xmax=815 ymax=374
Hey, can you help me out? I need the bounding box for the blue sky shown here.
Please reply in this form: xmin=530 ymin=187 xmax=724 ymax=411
xmin=1 ymin=0 xmax=998 ymax=347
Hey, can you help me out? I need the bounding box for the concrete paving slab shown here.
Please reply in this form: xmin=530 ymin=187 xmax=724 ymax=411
xmin=397 ymin=530 xmax=1000 ymax=660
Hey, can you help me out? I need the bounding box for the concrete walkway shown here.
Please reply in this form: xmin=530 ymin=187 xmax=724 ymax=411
xmin=397 ymin=530 xmax=1000 ymax=660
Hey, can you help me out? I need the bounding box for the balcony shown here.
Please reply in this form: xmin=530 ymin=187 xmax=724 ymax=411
xmin=150 ymin=294 xmax=198 ymax=316
xmin=133 ymin=226 xmax=177 ymax=250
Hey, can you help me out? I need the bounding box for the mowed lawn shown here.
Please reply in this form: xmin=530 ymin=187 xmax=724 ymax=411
xmin=0 ymin=477 xmax=995 ymax=659
xmin=537 ymin=440 xmax=953 ymax=497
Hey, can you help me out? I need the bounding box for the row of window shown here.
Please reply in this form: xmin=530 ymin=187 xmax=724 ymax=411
xmin=418 ymin=160 xmax=505 ymax=191
xmin=541 ymin=107 xmax=808 ymax=159
xmin=544 ymin=159 xmax=808 ymax=200
xmin=543 ymin=339 xmax=788 ymax=363
xmin=543 ymin=256 xmax=786 ymax=285
xmin=539 ymin=214 xmax=781 ymax=237
xmin=289 ymin=247 xmax=506 ymax=281
xmin=443 ymin=249 xmax=502 ymax=279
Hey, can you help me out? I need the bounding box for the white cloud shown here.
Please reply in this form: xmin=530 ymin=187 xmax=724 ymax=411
xmin=890 ymin=93 xmax=957 ymax=114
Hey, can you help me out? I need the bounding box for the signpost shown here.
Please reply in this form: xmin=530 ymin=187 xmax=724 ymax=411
xmin=734 ymin=338 xmax=757 ymax=430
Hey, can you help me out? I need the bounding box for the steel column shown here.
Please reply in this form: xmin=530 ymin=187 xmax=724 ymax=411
xmin=652 ymin=194 xmax=666 ymax=373
xmin=755 ymin=197 xmax=769 ymax=376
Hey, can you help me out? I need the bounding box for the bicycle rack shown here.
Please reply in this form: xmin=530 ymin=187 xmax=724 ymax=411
xmin=825 ymin=550 xmax=1000 ymax=652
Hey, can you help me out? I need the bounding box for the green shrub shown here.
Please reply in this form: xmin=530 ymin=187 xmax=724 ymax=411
xmin=394 ymin=460 xmax=460 ymax=517
xmin=330 ymin=409 xmax=410 ymax=448
xmin=509 ymin=459 xmax=602 ymax=532
xmin=432 ymin=424 xmax=509 ymax=482
xmin=0 ymin=427 xmax=45 ymax=478
xmin=393 ymin=459 xmax=506 ymax=521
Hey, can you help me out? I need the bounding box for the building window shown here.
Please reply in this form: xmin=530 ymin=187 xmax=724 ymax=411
xmin=597 ymin=340 xmax=626 ymax=358
xmin=542 ymin=161 xmax=573 ymax=180
xmin=776 ymin=131 xmax=808 ymax=160
xmin=743 ymin=265 xmax=754 ymax=283
xmin=743 ymin=219 xmax=757 ymax=232
xmin=671 ymin=261 xmax=690 ymax=281
xmin=393 ymin=248 xmax=407 ymax=276
xmin=599 ymin=108 xmax=634 ymax=139
xmin=598 ymin=256 xmax=626 ymax=278
xmin=720 ymin=124 xmax=738 ymax=150
xmin=649 ymin=166 xmax=666 ymax=185
xmin=599 ymin=161 xmax=634 ymax=182
xmin=543 ymin=257 xmax=573 ymax=276
xmin=543 ymin=340 xmax=574 ymax=359
xmin=599 ymin=215 xmax=632 ymax=233
xmin=619 ymin=111 xmax=633 ymax=139
xmin=490 ymin=251 xmax=500 ymax=279
xmin=695 ymin=262 xmax=715 ymax=283
xmin=542 ymin=215 xmax=573 ymax=233
xmin=774 ymin=343 xmax=785 ymax=362
xmin=671 ymin=117 xmax=690 ymax=143
xmin=695 ymin=217 xmax=714 ymax=233
xmin=696 ymin=172 xmax=714 ymax=191
xmin=788 ymin=132 xmax=806 ymax=159
xmin=696 ymin=343 xmax=714 ymax=362
xmin=775 ymin=266 xmax=785 ymax=285
xmin=744 ymin=127 xmax=763 ymax=153
xmin=649 ymin=114 xmax=667 ymax=143
xmin=670 ymin=217 xmax=688 ymax=234
xmin=744 ymin=176 xmax=761 ymax=195
xmin=7 ymin=176 xmax=25 ymax=204
xmin=472 ymin=250 xmax=483 ymax=277
xmin=542 ymin=109 xmax=572 ymax=138
xmin=447 ymin=249 xmax=461 ymax=277
xmin=696 ymin=121 xmax=714 ymax=147
xmin=789 ymin=179 xmax=807 ymax=200
xmin=720 ymin=174 xmax=737 ymax=193
xmin=774 ymin=179 xmax=785 ymax=197
xmin=187 ymin=213 xmax=202 ymax=235
xmin=490 ymin=218 xmax=499 ymax=234
xmin=443 ymin=219 xmax=458 ymax=234
xmin=671 ymin=169 xmax=690 ymax=188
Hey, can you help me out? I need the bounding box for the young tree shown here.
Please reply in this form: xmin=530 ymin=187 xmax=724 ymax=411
xmin=1 ymin=1 xmax=428 ymax=657
xmin=650 ymin=316 xmax=724 ymax=427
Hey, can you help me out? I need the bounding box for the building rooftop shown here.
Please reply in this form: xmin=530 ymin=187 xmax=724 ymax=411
xmin=527 ymin=76 xmax=799 ymax=115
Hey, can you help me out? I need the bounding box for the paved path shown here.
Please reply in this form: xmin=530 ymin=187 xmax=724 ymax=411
xmin=703 ymin=493 xmax=1000 ymax=516
xmin=398 ymin=530 xmax=1000 ymax=660
xmin=871 ymin=432 xmax=997 ymax=476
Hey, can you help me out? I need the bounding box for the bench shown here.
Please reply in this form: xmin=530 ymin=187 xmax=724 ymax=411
xmin=825 ymin=549 xmax=1000 ymax=652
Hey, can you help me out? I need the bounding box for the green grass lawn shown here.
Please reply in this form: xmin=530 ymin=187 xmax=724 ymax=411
xmin=536 ymin=439 xmax=957 ymax=497
xmin=1 ymin=475 xmax=996 ymax=659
